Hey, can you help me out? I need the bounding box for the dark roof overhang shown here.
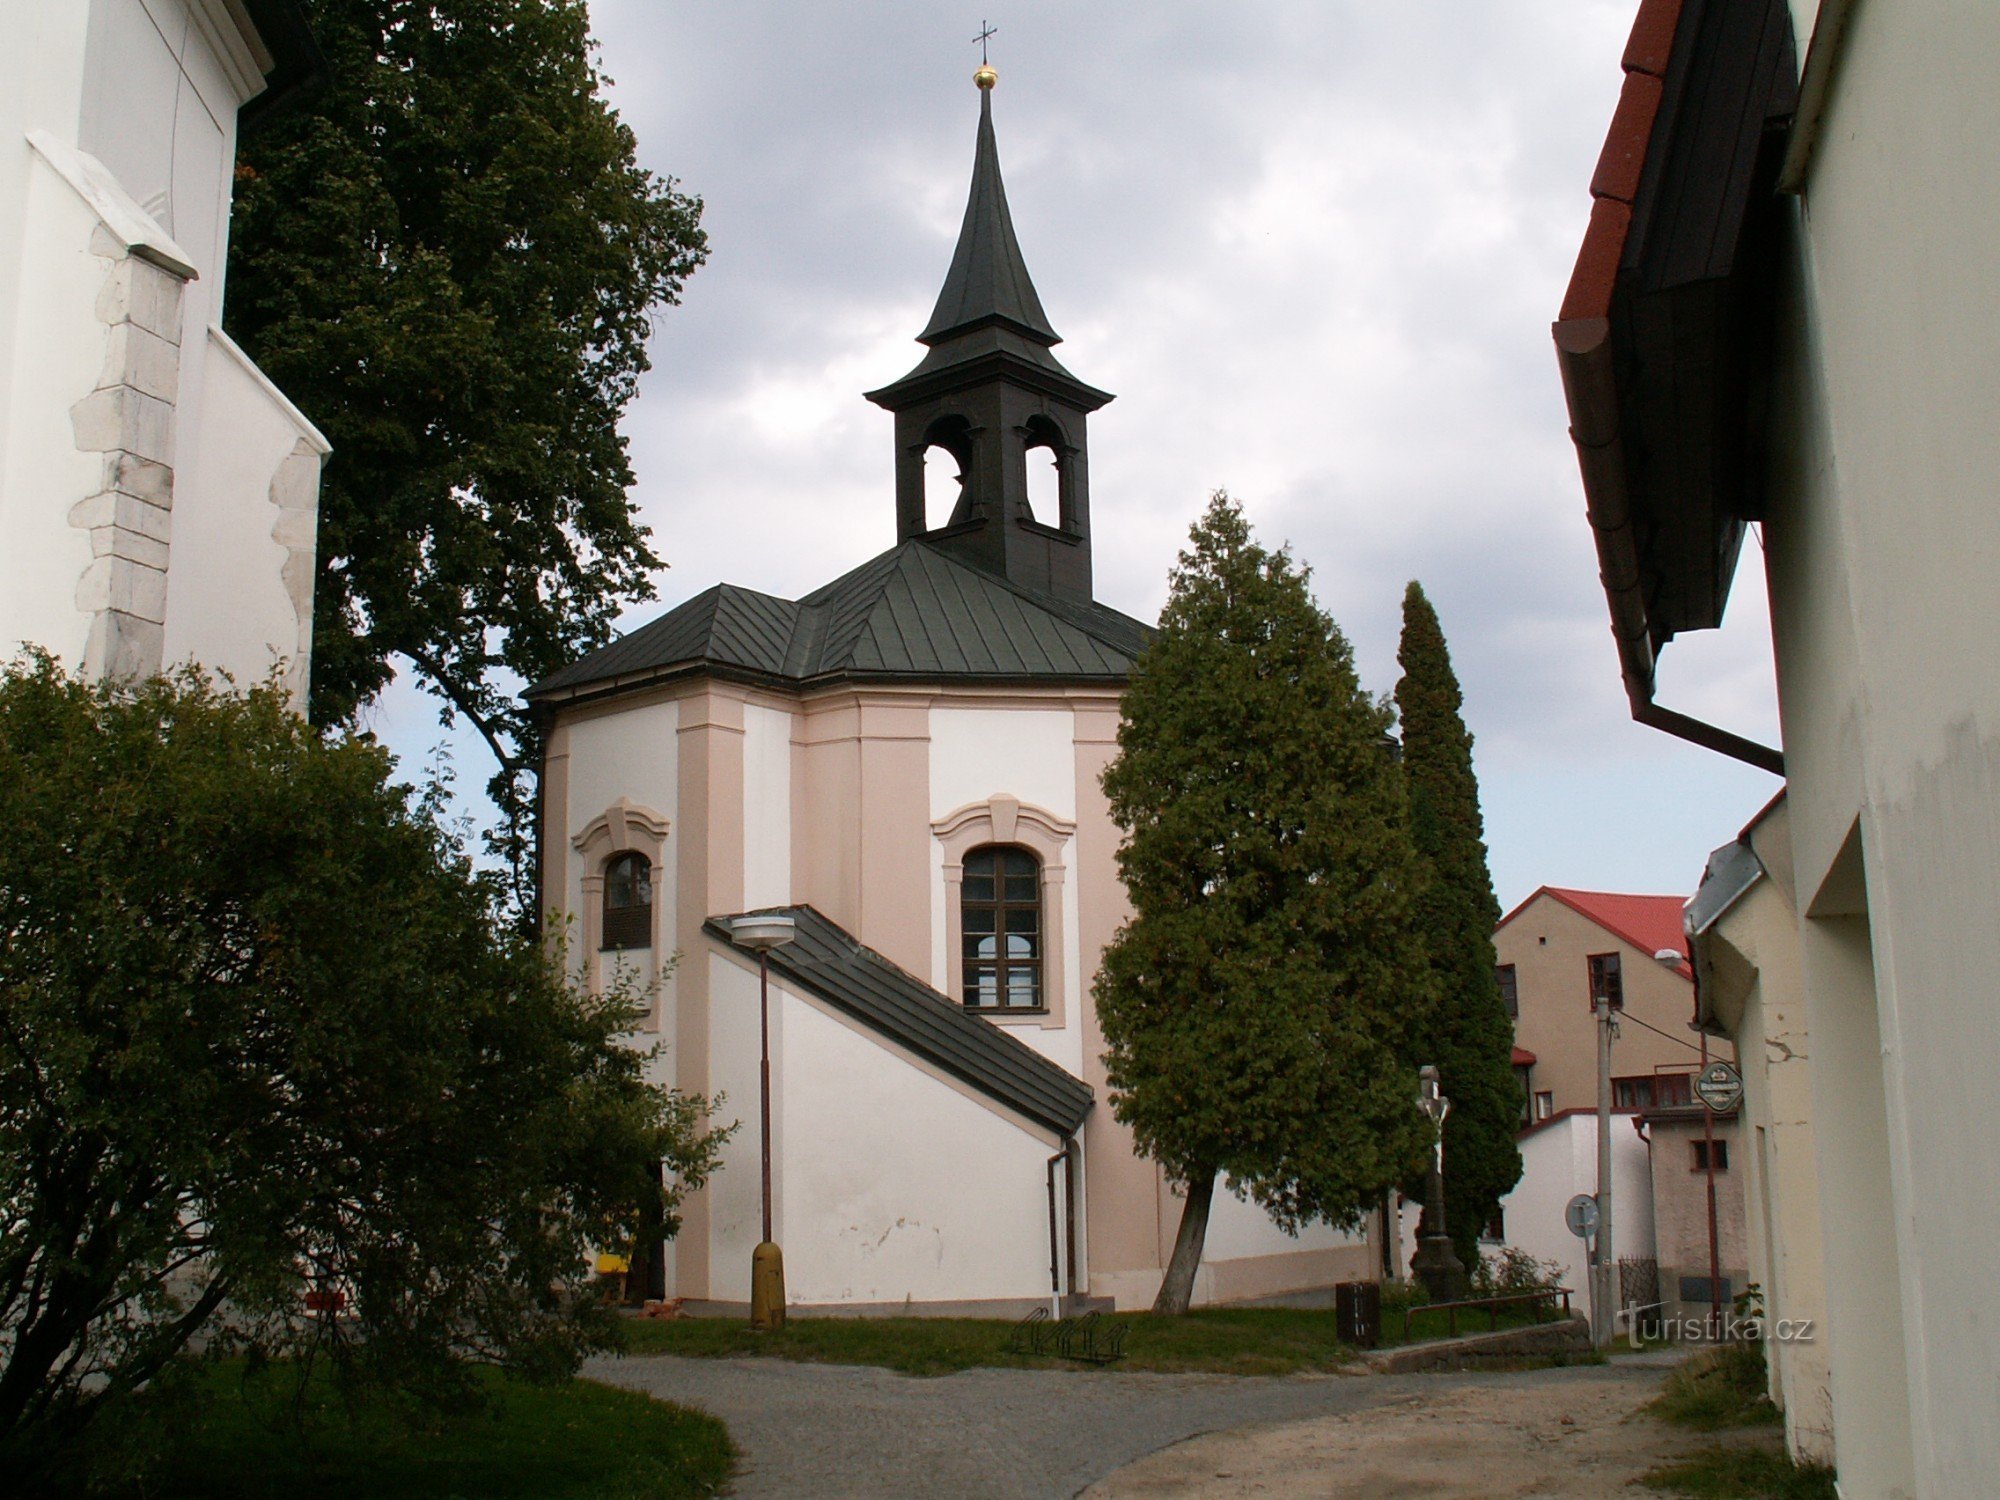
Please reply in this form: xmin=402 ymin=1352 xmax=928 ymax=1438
xmin=237 ymin=0 xmax=330 ymax=134
xmin=705 ymin=906 xmax=1094 ymax=1138
xmin=1553 ymin=0 xmax=1797 ymax=776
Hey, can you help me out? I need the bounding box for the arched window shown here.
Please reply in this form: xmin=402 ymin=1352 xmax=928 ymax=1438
xmin=601 ymin=851 xmax=654 ymax=951
xmin=962 ymin=845 xmax=1041 ymax=1010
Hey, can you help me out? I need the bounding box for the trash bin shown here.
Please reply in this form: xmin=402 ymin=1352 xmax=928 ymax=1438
xmin=1335 ymin=1280 xmax=1381 ymax=1348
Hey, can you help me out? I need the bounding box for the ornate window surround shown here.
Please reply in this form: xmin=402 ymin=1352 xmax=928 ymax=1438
xmin=933 ymin=795 xmax=1074 ymax=1030
xmin=573 ymin=798 xmax=671 ymax=1012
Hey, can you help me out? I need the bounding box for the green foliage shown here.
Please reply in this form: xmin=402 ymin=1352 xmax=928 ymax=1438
xmin=226 ymin=0 xmax=708 ymax=912
xmin=1394 ymin=581 xmax=1522 ymax=1262
xmin=1651 ymin=1343 xmax=1783 ymax=1430
xmin=1470 ymin=1246 xmax=1566 ymax=1297
xmin=75 ymin=1360 xmax=734 ymax=1499
xmin=0 ymin=656 xmax=730 ymax=1481
xmin=1640 ymin=1446 xmax=1837 ymax=1499
xmin=1095 ymin=493 xmax=1435 ymax=1248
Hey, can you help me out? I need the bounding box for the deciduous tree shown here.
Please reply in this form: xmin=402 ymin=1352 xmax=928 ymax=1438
xmin=0 ymin=656 xmax=728 ymax=1481
xmin=1096 ymin=494 xmax=1434 ymax=1314
xmin=226 ymin=0 xmax=708 ymax=913
xmin=1395 ymin=581 xmax=1522 ymax=1265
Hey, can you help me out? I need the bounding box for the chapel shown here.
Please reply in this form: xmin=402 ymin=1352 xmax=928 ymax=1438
xmin=529 ymin=69 xmax=1379 ymax=1313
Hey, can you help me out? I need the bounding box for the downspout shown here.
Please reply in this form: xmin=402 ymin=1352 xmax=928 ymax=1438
xmin=1064 ymin=1134 xmax=1082 ymax=1310
xmin=1554 ymin=319 xmax=1785 ymax=777
xmin=1045 ymin=1147 xmax=1065 ymax=1318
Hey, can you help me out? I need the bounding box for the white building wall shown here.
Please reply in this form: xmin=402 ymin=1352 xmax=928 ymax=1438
xmin=1 ymin=0 xmax=324 ymax=695
xmin=1198 ymin=1180 xmax=1367 ymax=1302
xmin=703 ymin=957 xmax=1058 ymax=1309
xmin=928 ymin=703 xmax=1084 ymax=1075
xmin=166 ymin=325 xmax=325 ymax=701
xmin=1760 ymin=6 xmax=2000 ymax=1492
xmin=741 ymin=701 xmax=792 ymax=909
xmin=1492 ymin=1114 xmax=1654 ymax=1329
xmin=561 ymin=701 xmax=680 ymax=1006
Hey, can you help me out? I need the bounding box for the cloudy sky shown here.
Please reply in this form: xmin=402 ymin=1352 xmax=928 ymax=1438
xmin=380 ymin=1 xmax=1786 ymax=914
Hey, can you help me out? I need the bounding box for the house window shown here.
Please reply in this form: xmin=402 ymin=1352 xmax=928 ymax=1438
xmin=1615 ymin=1073 xmax=1695 ymax=1109
xmin=1588 ymin=951 xmax=1624 ymax=1010
xmin=962 ymin=846 xmax=1042 ymax=1010
xmin=601 ymin=851 xmax=654 ymax=950
xmin=1534 ymin=1091 xmax=1554 ymax=1120
xmin=1692 ymin=1140 xmax=1730 ymax=1172
xmin=1496 ymin=964 xmax=1519 ymax=1018
xmin=1513 ymin=1063 xmax=1534 ymax=1125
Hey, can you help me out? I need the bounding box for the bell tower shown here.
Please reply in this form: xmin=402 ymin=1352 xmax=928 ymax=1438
xmin=865 ymin=66 xmax=1113 ymax=604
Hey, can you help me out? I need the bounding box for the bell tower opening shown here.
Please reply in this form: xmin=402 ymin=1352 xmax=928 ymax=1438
xmin=1021 ymin=415 xmax=1066 ymax=529
xmin=921 ymin=416 xmax=974 ymax=531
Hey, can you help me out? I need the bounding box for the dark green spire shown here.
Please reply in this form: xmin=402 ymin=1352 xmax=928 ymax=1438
xmin=917 ymin=84 xmax=1060 ymax=348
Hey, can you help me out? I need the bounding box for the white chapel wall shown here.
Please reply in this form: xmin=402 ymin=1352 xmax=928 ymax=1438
xmin=775 ymin=978 xmax=1058 ymax=1308
xmin=560 ymin=701 xmax=680 ymax=1016
xmin=928 ymin=701 xmax=1084 ymax=1074
xmin=740 ymin=700 xmax=793 ymax=909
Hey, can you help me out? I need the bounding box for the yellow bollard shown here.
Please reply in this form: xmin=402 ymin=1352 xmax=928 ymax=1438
xmin=750 ymin=1241 xmax=786 ymax=1331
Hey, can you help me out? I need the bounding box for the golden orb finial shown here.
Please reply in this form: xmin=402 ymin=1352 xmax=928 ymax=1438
xmin=974 ymin=64 xmax=997 ymax=90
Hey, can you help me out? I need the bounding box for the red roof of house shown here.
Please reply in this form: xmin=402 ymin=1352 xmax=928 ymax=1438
xmin=1497 ymin=886 xmax=1692 ymax=979
xmin=1512 ymin=1046 xmax=1538 ymax=1067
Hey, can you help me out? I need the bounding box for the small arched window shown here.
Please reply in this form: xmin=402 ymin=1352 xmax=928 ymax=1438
xmin=601 ymin=851 xmax=654 ymax=951
xmin=962 ymin=845 xmax=1041 ymax=1010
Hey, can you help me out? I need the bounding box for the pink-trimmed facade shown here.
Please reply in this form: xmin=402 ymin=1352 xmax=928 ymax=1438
xmin=541 ymin=677 xmax=1378 ymax=1312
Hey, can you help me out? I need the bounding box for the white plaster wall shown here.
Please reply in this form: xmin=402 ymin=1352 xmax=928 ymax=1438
xmin=741 ymin=701 xmax=792 ymax=909
xmin=929 ymin=706 xmax=1078 ymax=820
xmin=0 ymin=156 xmax=115 ymax=666
xmin=1758 ymin=8 xmax=2000 ymax=1490
xmin=1495 ymin=1115 xmax=1654 ymax=1327
xmin=0 ymin=6 xmax=92 ymax=478
xmin=705 ymin=949 xmax=766 ymax=1301
xmin=164 ymin=326 xmax=324 ymax=699
xmin=1203 ymin=1181 xmax=1364 ymax=1263
xmin=562 ymin=702 xmax=680 ymax=1003
xmin=928 ymin=703 xmax=1084 ymax=1073
xmin=771 ymin=978 xmax=1059 ymax=1306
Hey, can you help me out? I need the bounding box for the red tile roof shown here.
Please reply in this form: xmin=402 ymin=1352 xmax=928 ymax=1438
xmin=1559 ymin=0 xmax=1684 ymax=323
xmin=1496 ymin=886 xmax=1693 ymax=979
xmin=1511 ymin=1046 xmax=1538 ymax=1067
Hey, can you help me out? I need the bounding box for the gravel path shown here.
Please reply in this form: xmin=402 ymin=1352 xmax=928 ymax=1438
xmin=585 ymin=1353 xmax=1673 ymax=1499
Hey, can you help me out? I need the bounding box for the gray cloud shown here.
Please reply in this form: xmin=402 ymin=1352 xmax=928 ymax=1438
xmin=378 ymin=1 xmax=1785 ymax=909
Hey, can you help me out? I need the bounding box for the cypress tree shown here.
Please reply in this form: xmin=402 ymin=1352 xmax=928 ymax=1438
xmin=1097 ymin=494 xmax=1435 ymax=1313
xmin=1395 ymin=581 xmax=1523 ymax=1268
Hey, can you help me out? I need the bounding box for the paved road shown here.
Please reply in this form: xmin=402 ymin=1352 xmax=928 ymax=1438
xmin=586 ymin=1353 xmax=1667 ymax=1499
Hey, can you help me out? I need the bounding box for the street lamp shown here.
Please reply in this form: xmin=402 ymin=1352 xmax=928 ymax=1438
xmin=1409 ymin=1064 xmax=1468 ymax=1300
xmin=729 ymin=913 xmax=796 ymax=1331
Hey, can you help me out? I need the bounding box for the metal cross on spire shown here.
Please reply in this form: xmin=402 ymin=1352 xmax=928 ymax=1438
xmin=974 ymin=20 xmax=997 ymax=65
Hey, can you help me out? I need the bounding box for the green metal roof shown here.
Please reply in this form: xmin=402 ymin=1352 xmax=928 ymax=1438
xmin=705 ymin=906 xmax=1093 ymax=1137
xmin=528 ymin=540 xmax=1150 ymax=703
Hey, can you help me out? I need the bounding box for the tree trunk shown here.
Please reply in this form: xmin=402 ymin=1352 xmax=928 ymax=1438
xmin=1152 ymin=1169 xmax=1217 ymax=1315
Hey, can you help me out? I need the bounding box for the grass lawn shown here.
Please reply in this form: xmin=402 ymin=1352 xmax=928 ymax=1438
xmin=614 ymin=1296 xmax=1569 ymax=1376
xmin=1649 ymin=1343 xmax=1783 ymax=1430
xmin=1639 ymin=1446 xmax=1838 ymax=1499
xmin=1640 ymin=1344 xmax=1834 ymax=1500
xmin=617 ymin=1304 xmax=1357 ymax=1376
xmin=82 ymin=1360 xmax=733 ymax=1499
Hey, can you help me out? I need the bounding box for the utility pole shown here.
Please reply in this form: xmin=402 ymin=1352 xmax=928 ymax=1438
xmin=1594 ymin=993 xmax=1616 ymax=1347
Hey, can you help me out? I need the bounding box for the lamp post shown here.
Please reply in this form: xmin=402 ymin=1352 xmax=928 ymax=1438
xmin=729 ymin=914 xmax=796 ymax=1331
xmin=1410 ymin=1064 xmax=1468 ymax=1301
